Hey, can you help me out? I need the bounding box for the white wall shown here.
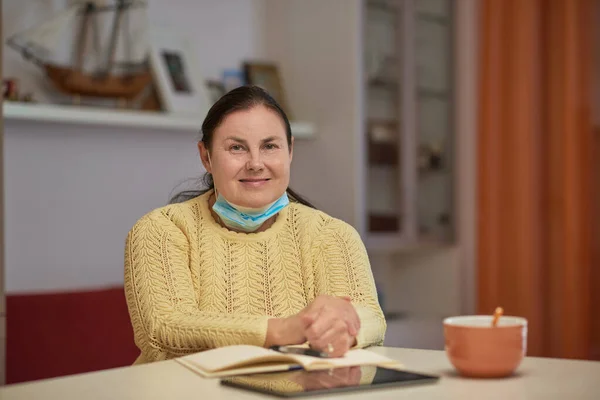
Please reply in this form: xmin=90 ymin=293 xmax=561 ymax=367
xmin=4 ymin=121 xmax=202 ymax=293
xmin=3 ymin=0 xmax=267 ymax=293
xmin=147 ymin=0 xmax=267 ymax=82
xmin=264 ymin=0 xmax=364 ymax=230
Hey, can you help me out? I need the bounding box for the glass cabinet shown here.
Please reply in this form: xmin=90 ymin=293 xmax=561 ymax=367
xmin=364 ymin=0 xmax=454 ymax=248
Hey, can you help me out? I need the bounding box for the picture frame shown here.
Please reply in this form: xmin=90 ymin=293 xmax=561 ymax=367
xmin=222 ymin=69 xmax=245 ymax=92
xmin=243 ymin=62 xmax=292 ymax=118
xmin=148 ymin=29 xmax=211 ymax=117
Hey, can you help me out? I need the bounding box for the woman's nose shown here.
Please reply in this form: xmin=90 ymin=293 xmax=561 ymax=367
xmin=246 ymin=151 xmax=264 ymax=171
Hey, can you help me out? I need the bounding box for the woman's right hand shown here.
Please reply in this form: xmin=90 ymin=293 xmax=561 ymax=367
xmin=265 ymin=312 xmax=314 ymax=348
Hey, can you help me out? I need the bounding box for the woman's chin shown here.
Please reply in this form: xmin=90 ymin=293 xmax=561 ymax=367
xmin=230 ymin=193 xmax=275 ymax=209
xmin=233 ymin=186 xmax=282 ymax=206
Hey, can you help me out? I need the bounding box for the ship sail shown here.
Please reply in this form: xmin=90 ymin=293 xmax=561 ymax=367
xmin=95 ymin=2 xmax=149 ymax=74
xmin=8 ymin=1 xmax=149 ymax=73
xmin=7 ymin=6 xmax=80 ymax=65
xmin=6 ymin=1 xmax=152 ymax=100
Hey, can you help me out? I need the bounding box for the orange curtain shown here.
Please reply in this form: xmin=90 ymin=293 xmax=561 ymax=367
xmin=477 ymin=0 xmax=594 ymax=359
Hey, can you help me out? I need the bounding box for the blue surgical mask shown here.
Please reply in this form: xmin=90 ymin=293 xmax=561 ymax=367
xmin=212 ymin=191 xmax=290 ymax=232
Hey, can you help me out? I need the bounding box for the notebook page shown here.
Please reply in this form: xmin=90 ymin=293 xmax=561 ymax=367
xmin=296 ymin=349 xmax=401 ymax=371
xmin=177 ymin=357 xmax=297 ymax=378
xmin=180 ymin=345 xmax=298 ymax=372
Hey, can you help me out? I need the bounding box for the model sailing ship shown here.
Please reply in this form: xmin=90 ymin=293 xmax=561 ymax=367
xmin=7 ymin=0 xmax=152 ymax=101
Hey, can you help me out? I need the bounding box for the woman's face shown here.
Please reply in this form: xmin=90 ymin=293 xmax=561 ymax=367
xmin=199 ymin=105 xmax=293 ymax=209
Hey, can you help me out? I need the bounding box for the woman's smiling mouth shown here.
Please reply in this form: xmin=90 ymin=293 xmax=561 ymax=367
xmin=239 ymin=178 xmax=271 ymax=187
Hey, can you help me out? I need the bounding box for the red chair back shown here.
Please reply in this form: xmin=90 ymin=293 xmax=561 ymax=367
xmin=6 ymin=287 xmax=139 ymax=384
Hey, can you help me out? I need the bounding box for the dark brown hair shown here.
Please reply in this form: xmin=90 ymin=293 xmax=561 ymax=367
xmin=169 ymin=85 xmax=314 ymax=208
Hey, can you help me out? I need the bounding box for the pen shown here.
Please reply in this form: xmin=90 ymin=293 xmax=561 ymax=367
xmin=269 ymin=345 xmax=331 ymax=358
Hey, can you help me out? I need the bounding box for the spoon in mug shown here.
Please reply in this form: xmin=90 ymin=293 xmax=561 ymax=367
xmin=492 ymin=307 xmax=504 ymax=327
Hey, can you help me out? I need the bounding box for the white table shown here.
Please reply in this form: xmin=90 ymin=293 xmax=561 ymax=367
xmin=1 ymin=347 xmax=599 ymax=399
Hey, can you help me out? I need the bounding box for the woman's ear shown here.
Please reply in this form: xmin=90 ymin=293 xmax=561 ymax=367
xmin=198 ymin=141 xmax=212 ymax=173
xmin=289 ymin=136 xmax=294 ymax=163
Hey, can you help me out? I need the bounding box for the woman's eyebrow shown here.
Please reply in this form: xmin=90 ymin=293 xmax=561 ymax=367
xmin=261 ymin=136 xmax=282 ymax=143
xmin=223 ymin=136 xmax=283 ymax=144
xmin=224 ymin=136 xmax=247 ymax=144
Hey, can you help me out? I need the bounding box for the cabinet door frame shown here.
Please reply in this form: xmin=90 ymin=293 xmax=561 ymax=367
xmin=1 ymin=0 xmax=7 ymax=386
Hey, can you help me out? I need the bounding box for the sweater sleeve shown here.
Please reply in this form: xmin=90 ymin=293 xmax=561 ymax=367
xmin=311 ymin=219 xmax=387 ymax=348
xmin=124 ymin=211 xmax=269 ymax=361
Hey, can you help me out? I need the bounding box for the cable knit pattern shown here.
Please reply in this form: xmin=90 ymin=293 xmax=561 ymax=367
xmin=124 ymin=191 xmax=387 ymax=364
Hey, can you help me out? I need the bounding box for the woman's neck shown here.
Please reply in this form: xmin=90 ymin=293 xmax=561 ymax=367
xmin=207 ymin=191 xmax=277 ymax=233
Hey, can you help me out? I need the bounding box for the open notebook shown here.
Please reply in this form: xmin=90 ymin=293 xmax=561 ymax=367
xmin=175 ymin=345 xmax=402 ymax=378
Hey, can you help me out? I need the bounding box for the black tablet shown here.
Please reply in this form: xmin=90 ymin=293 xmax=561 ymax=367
xmin=220 ymin=366 xmax=439 ymax=398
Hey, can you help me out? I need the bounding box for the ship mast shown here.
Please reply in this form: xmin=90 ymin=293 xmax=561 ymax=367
xmin=74 ymin=2 xmax=97 ymax=72
xmin=104 ymin=0 xmax=127 ymax=75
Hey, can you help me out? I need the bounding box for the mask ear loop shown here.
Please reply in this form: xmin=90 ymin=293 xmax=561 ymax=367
xmin=207 ymin=151 xmax=218 ymax=198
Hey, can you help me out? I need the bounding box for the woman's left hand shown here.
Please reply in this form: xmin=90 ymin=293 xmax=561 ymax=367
xmin=301 ymin=295 xmax=360 ymax=357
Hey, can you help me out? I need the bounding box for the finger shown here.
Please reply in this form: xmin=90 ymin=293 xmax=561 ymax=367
xmin=339 ymin=295 xmax=352 ymax=302
xmin=311 ymin=322 xmax=352 ymax=357
xmin=300 ymin=312 xmax=315 ymax=327
xmin=302 ymin=298 xmax=327 ymax=320
xmin=326 ymin=335 xmax=352 ymax=358
xmin=307 ymin=320 xmax=344 ymax=352
xmin=306 ymin=298 xmax=359 ymax=337
xmin=306 ymin=307 xmax=337 ymax=340
xmin=345 ymin=317 xmax=358 ymax=336
xmin=344 ymin=304 xmax=361 ymax=333
xmin=303 ymin=306 xmax=321 ymax=322
xmin=309 ymin=304 xmax=359 ymax=339
xmin=350 ymin=336 xmax=357 ymax=348
xmin=339 ymin=305 xmax=359 ymax=336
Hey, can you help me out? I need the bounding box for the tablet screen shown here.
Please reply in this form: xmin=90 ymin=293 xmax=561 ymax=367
xmin=220 ymin=366 xmax=439 ymax=398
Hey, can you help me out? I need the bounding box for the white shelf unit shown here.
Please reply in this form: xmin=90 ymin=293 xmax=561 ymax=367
xmin=2 ymin=102 xmax=316 ymax=138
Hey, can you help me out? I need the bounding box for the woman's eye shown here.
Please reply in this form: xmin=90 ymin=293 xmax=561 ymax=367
xmin=264 ymin=143 xmax=278 ymax=150
xmin=230 ymin=144 xmax=245 ymax=152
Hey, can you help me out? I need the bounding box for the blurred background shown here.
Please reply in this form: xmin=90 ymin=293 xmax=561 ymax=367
xmin=0 ymin=0 xmax=598 ymax=385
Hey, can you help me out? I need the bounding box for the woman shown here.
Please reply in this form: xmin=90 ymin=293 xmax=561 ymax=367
xmin=124 ymin=85 xmax=386 ymax=364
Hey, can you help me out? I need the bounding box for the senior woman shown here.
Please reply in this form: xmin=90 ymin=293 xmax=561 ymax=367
xmin=124 ymin=85 xmax=386 ymax=364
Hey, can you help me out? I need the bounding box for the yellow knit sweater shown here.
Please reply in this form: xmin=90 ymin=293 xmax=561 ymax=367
xmin=124 ymin=191 xmax=386 ymax=364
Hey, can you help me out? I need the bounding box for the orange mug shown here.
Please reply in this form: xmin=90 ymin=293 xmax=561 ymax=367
xmin=443 ymin=315 xmax=527 ymax=378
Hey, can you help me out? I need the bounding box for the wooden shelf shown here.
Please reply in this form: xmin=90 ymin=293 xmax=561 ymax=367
xmin=367 ymin=0 xmax=399 ymax=13
xmin=368 ymin=77 xmax=399 ymax=90
xmin=3 ymin=102 xmax=316 ymax=138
